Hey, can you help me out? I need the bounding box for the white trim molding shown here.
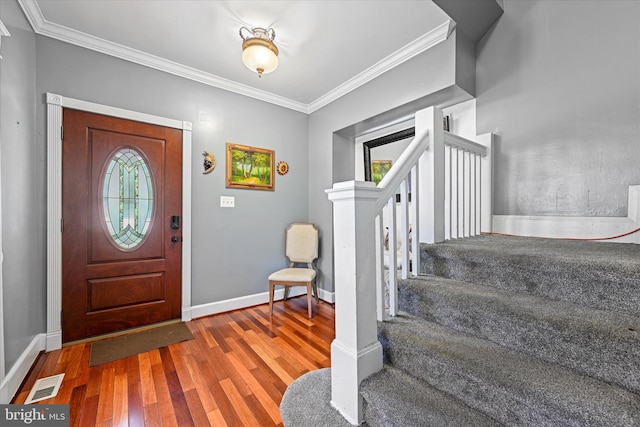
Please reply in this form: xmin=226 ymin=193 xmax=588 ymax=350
xmin=18 ymin=0 xmax=452 ymax=114
xmin=18 ymin=1 xmax=306 ymax=113
xmin=190 ymin=287 xmax=334 ymax=320
xmin=0 ymin=334 xmax=46 ymax=404
xmin=45 ymin=93 xmax=193 ymax=351
xmin=492 ymin=185 xmax=640 ymax=244
xmin=307 ymin=20 xmax=455 ymax=113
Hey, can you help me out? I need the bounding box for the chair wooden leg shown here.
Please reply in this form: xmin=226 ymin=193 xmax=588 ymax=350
xmin=269 ymin=282 xmax=275 ymax=315
xmin=312 ymin=281 xmax=319 ymax=304
xmin=306 ymin=282 xmax=313 ymax=318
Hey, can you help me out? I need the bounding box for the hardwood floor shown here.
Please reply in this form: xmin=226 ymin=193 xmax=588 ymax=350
xmin=12 ymin=297 xmax=335 ymax=426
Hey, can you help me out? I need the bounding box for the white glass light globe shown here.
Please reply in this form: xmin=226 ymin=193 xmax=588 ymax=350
xmin=242 ymin=43 xmax=278 ymax=77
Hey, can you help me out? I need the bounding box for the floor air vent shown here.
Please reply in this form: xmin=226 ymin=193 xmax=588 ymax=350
xmin=24 ymin=373 xmax=65 ymax=404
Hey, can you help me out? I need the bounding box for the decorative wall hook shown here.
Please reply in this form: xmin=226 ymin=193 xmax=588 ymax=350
xmin=277 ymin=161 xmax=289 ymax=175
xmin=203 ymin=150 xmax=216 ymax=174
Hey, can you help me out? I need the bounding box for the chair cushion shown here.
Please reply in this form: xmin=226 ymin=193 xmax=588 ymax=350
xmin=269 ymin=268 xmax=316 ymax=282
xmin=286 ymin=223 xmax=319 ymax=264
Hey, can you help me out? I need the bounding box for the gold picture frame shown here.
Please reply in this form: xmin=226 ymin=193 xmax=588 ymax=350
xmin=226 ymin=143 xmax=275 ymax=191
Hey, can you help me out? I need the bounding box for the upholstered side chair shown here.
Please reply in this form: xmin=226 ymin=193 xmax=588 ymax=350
xmin=268 ymin=222 xmax=319 ymax=318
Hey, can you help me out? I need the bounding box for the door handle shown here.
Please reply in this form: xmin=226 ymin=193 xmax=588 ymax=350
xmin=171 ymin=236 xmax=180 ymax=243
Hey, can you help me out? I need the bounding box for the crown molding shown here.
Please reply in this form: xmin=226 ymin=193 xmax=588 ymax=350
xmin=18 ymin=0 xmax=309 ymax=113
xmin=19 ymin=0 xmax=452 ymax=115
xmin=306 ymin=20 xmax=455 ymax=114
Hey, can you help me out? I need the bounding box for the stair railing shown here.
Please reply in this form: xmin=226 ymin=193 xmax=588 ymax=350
xmin=326 ymin=106 xmax=492 ymax=424
xmin=372 ymin=125 xmax=426 ymax=320
xmin=443 ymin=132 xmax=490 ymax=240
xmin=374 ymin=110 xmax=492 ymax=318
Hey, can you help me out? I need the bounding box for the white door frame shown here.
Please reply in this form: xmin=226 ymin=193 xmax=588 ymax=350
xmin=45 ymin=93 xmax=192 ymax=351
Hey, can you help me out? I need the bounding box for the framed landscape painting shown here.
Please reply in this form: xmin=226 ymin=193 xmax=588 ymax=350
xmin=226 ymin=143 xmax=275 ymax=190
xmin=371 ymin=160 xmax=392 ymax=185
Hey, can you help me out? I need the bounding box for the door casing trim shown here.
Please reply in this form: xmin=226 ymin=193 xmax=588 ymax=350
xmin=46 ymin=93 xmax=193 ymax=351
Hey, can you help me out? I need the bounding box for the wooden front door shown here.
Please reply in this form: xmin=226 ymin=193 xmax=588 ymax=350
xmin=62 ymin=109 xmax=182 ymax=343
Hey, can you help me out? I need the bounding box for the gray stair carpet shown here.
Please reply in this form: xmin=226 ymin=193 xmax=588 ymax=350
xmin=399 ymin=274 xmax=640 ymax=394
xmin=374 ymin=314 xmax=640 ymax=426
xmin=281 ymin=235 xmax=640 ymax=426
xmin=363 ymin=235 xmax=640 ymax=426
xmin=419 ymin=234 xmax=640 ymax=316
xmin=280 ymin=368 xmax=352 ymax=427
xmin=360 ymin=365 xmax=499 ymax=427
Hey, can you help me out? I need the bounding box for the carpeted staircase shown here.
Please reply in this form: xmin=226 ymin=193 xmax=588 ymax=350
xmin=360 ymin=234 xmax=640 ymax=426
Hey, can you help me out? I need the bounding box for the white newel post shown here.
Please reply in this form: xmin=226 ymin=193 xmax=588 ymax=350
xmin=476 ymin=132 xmax=493 ymax=234
xmin=326 ymin=180 xmax=384 ymax=425
xmin=417 ymin=107 xmax=445 ymax=244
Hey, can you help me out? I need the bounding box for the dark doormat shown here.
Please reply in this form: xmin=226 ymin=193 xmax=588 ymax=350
xmin=89 ymin=322 xmax=194 ymax=367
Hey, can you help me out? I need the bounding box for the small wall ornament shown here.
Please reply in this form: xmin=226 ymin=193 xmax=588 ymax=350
xmin=277 ymin=161 xmax=289 ymax=176
xmin=202 ymin=150 xmax=216 ymax=174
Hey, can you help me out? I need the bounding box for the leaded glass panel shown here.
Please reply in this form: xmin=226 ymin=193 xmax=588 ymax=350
xmin=102 ymin=148 xmax=153 ymax=249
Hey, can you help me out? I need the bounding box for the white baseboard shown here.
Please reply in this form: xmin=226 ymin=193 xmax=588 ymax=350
xmin=189 ymin=287 xmax=335 ymax=320
xmin=492 ymin=215 xmax=639 ymax=243
xmin=46 ymin=330 xmax=62 ymax=352
xmin=0 ymin=333 xmax=46 ymax=404
xmin=492 ymin=185 xmax=640 ymax=243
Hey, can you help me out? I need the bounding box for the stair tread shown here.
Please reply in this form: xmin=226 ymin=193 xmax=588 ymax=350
xmin=404 ymin=274 xmax=640 ymax=330
xmin=380 ymin=314 xmax=640 ymax=426
xmin=419 ymin=234 xmax=640 ymax=316
xmin=400 ymin=274 xmax=640 ymax=393
xmin=420 ymin=234 xmax=640 ymax=263
xmin=361 ymin=365 xmax=500 ymax=427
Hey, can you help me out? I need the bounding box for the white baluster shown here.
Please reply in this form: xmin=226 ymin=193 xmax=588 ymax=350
xmin=387 ymin=197 xmax=398 ymax=317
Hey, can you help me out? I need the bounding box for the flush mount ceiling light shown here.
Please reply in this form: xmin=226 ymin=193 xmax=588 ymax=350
xmin=239 ymin=26 xmax=279 ymax=77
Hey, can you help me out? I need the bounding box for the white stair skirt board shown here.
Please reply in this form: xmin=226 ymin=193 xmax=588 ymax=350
xmin=492 ymin=185 xmax=640 ymax=244
xmin=24 ymin=374 xmax=65 ymax=404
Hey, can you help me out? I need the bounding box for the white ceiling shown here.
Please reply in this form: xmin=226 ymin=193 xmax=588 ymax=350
xmin=19 ymin=0 xmax=452 ymax=113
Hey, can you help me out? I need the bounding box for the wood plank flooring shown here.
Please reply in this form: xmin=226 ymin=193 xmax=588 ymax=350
xmin=12 ymin=297 xmax=334 ymax=426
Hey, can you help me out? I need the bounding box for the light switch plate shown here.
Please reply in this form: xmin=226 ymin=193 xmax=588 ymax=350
xmin=220 ymin=196 xmax=235 ymax=208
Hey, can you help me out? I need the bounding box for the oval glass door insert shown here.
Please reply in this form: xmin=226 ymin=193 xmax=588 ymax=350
xmin=102 ymin=147 xmax=154 ymax=249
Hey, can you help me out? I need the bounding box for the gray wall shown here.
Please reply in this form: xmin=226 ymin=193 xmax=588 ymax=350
xmin=0 ymin=0 xmax=45 ymax=374
xmin=476 ymin=0 xmax=640 ymax=216
xmin=35 ymin=37 xmax=309 ymax=307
